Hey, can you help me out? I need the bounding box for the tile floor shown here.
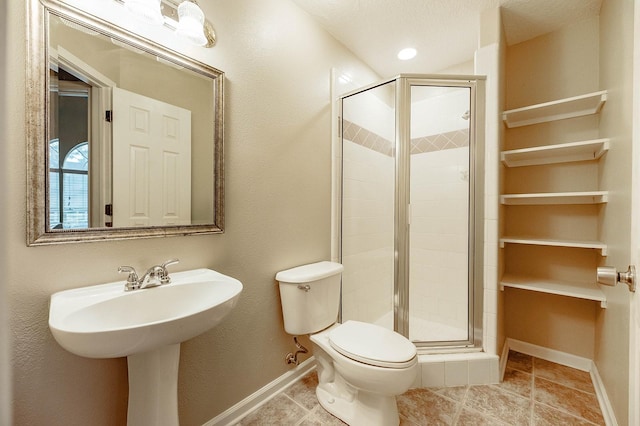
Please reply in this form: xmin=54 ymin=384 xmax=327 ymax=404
xmin=234 ymin=350 xmax=605 ymax=425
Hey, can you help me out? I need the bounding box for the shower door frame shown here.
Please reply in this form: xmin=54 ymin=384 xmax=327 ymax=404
xmin=338 ymin=74 xmax=486 ymax=350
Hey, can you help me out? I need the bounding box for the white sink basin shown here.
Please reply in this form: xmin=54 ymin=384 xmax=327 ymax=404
xmin=49 ymin=268 xmax=243 ymax=358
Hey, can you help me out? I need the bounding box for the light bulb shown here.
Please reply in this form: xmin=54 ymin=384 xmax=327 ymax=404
xmin=176 ymin=2 xmax=207 ymax=46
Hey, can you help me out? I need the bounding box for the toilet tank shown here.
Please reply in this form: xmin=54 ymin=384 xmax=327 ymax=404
xmin=275 ymin=261 xmax=344 ymax=335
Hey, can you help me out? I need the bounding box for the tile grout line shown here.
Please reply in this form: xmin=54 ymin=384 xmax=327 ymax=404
xmin=530 ymin=359 xmax=536 ymax=426
xmin=282 ymin=393 xmax=315 ymax=424
xmin=532 ymin=356 xmax=597 ymax=394
xmin=530 ymin=355 xmax=603 ymax=425
xmin=533 ymin=400 xmax=602 ymax=426
xmin=454 ymin=387 xmax=514 ymax=426
xmin=534 ymin=374 xmax=599 ymax=396
xmin=450 ymin=385 xmax=469 ymax=424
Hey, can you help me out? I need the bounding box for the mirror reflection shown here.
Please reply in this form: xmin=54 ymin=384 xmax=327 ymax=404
xmin=47 ymin=13 xmax=219 ymax=231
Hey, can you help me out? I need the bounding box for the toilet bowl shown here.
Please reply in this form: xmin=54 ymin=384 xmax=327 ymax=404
xmin=276 ymin=261 xmax=418 ymax=426
xmin=311 ymin=321 xmax=418 ymax=426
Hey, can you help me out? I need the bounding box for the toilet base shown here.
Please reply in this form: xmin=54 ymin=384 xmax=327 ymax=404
xmin=316 ymin=384 xmax=400 ymax=426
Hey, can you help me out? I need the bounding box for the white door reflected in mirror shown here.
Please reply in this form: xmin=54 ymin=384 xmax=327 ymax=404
xmin=112 ymin=87 xmax=192 ymax=227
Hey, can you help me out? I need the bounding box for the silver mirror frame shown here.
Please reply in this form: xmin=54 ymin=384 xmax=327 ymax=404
xmin=26 ymin=0 xmax=224 ymax=245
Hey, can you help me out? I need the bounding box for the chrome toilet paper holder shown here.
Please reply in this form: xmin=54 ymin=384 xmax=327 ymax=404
xmin=597 ymin=265 xmax=636 ymax=292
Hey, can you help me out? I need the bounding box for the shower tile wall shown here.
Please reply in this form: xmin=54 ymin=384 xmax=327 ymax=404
xmin=341 ymin=134 xmax=394 ymax=324
xmin=341 ymin=84 xmax=397 ymax=326
xmin=410 ymin=145 xmax=469 ymax=341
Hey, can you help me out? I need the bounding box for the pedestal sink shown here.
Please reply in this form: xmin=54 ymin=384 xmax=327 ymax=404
xmin=49 ymin=268 xmax=243 ymax=426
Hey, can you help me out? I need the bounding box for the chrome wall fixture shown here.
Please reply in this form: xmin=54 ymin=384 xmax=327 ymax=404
xmin=597 ymin=265 xmax=636 ymax=292
xmin=120 ymin=0 xmax=216 ymax=47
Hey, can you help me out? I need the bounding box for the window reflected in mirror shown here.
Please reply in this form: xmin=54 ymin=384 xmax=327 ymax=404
xmin=49 ymin=66 xmax=92 ymax=230
xmin=49 ymin=139 xmax=90 ymax=229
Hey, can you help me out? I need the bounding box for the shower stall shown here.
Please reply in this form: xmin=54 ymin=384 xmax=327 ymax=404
xmin=338 ymin=74 xmax=485 ymax=350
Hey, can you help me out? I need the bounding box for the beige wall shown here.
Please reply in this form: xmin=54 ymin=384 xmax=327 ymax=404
xmin=1 ymin=0 xmax=12 ymax=422
xmin=505 ymin=17 xmax=600 ymax=109
xmin=596 ymin=0 xmax=635 ymax=422
xmin=5 ymin=1 xmax=376 ymax=425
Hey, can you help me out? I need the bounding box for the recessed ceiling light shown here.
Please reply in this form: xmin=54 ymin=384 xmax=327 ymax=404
xmin=397 ymin=47 xmax=417 ymax=60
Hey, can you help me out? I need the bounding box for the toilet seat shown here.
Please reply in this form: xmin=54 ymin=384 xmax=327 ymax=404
xmin=328 ymin=321 xmax=416 ymax=368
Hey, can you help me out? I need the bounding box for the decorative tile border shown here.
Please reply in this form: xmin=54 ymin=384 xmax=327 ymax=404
xmin=343 ymin=119 xmax=469 ymax=157
xmin=411 ymin=129 xmax=469 ymax=154
xmin=342 ymin=119 xmax=395 ymax=157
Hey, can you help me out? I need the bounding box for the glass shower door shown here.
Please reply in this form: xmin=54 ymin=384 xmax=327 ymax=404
xmin=340 ymin=80 xmax=396 ymax=331
xmin=408 ymin=84 xmax=472 ymax=344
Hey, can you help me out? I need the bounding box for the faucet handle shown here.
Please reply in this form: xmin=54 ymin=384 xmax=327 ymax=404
xmin=118 ymin=266 xmax=140 ymax=291
xmin=161 ymin=259 xmax=179 ymax=269
xmin=159 ymin=259 xmax=179 ymax=284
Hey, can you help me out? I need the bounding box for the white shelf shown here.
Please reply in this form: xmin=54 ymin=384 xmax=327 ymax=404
xmin=501 ymin=139 xmax=609 ymax=167
xmin=502 ymin=91 xmax=607 ymax=128
xmin=501 ymin=191 xmax=608 ymax=205
xmin=500 ymin=274 xmax=607 ymax=308
xmin=500 ymin=237 xmax=607 ymax=255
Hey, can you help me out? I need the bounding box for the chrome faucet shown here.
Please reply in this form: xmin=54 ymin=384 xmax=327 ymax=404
xmin=118 ymin=259 xmax=179 ymax=291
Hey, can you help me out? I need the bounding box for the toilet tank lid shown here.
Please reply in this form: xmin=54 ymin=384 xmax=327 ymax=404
xmin=275 ymin=261 xmax=344 ymax=283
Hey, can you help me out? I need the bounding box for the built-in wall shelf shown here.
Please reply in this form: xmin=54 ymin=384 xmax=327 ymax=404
xmin=499 ymin=237 xmax=607 ymax=255
xmin=501 ymin=139 xmax=610 ymax=167
xmin=500 ymin=274 xmax=607 ymax=308
xmin=502 ymin=90 xmax=608 ymax=128
xmin=501 ymin=191 xmax=608 ymax=205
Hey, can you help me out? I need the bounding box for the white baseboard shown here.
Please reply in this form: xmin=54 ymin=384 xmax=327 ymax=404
xmin=499 ymin=339 xmax=510 ymax=381
xmin=590 ymin=363 xmax=618 ymax=426
xmin=506 ymin=338 xmax=592 ymax=371
xmin=503 ymin=338 xmax=617 ymax=426
xmin=203 ymin=357 xmax=316 ymax=426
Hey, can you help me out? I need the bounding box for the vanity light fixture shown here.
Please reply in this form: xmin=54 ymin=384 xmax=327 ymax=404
xmin=117 ymin=0 xmax=216 ymax=47
xmin=397 ymin=47 xmax=417 ymax=60
xmin=124 ymin=0 xmax=164 ymax=26
xmin=176 ymin=1 xmax=207 ymax=46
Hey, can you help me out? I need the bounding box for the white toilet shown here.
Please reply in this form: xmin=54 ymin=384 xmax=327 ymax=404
xmin=276 ymin=261 xmax=418 ymax=426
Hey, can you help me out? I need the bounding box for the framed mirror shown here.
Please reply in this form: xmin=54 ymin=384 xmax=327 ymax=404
xmin=26 ymin=0 xmax=224 ymax=245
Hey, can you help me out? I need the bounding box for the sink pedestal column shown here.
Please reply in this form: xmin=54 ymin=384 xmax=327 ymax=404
xmin=127 ymin=343 xmax=181 ymax=426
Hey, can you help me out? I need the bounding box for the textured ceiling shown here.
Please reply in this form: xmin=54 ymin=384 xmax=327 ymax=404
xmin=292 ymin=0 xmax=603 ymax=78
